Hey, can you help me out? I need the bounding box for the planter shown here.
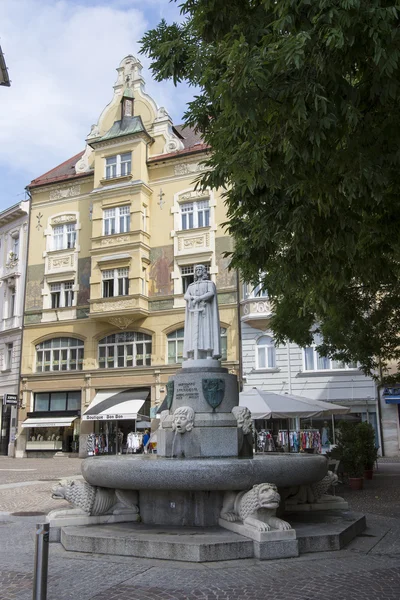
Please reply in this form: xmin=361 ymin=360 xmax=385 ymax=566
xmin=364 ymin=469 xmax=373 ymax=480
xmin=348 ymin=477 xmax=364 ymax=490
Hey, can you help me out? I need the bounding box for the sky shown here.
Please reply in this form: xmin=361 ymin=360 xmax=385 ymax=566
xmin=0 ymin=0 xmax=195 ymax=212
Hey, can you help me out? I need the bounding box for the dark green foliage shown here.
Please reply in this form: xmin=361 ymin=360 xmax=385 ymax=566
xmin=357 ymin=421 xmax=379 ymax=468
xmin=141 ymin=1 xmax=400 ymax=378
xmin=335 ymin=421 xmax=364 ymax=478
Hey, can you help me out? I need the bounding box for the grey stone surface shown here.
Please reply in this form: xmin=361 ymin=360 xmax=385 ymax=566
xmin=158 ymin=426 xmax=240 ymax=458
xmin=139 ymin=490 xmax=225 ymax=526
xmin=290 ymin=510 xmax=366 ymax=553
xmin=167 ymin=369 xmax=239 ymax=415
xmin=254 ymin=539 xmax=299 ymax=560
xmin=82 ymin=453 xmax=328 ymax=491
xmin=61 ymin=523 xmax=254 ymax=562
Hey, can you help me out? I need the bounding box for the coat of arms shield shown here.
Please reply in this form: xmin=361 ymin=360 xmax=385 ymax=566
xmin=165 ymin=381 xmax=174 ymax=410
xmin=202 ymin=378 xmax=225 ymax=410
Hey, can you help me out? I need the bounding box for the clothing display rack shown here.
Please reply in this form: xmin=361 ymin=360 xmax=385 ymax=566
xmin=256 ymin=429 xmax=275 ymax=452
xmin=278 ymin=429 xmax=321 ymax=453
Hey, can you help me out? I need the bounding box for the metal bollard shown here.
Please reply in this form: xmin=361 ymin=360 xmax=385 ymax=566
xmin=32 ymin=523 xmax=49 ymax=600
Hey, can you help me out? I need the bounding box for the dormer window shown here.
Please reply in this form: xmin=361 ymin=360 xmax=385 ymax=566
xmin=105 ymin=153 xmax=131 ymax=179
xmin=121 ymin=86 xmax=134 ymax=117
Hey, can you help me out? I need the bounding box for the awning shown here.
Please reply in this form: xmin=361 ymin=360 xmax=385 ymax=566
xmin=22 ymin=417 xmax=78 ymax=428
xmin=82 ymin=388 xmax=148 ymax=421
xmin=383 ymin=387 xmax=400 ymax=404
xmin=239 ymin=389 xmax=350 ymax=420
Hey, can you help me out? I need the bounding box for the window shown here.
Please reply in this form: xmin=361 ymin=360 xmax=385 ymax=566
xmin=34 ymin=391 xmax=81 ymax=412
xmin=36 ymin=338 xmax=84 ymax=372
xmin=256 ymin=335 xmax=276 ymax=369
xmin=103 ymin=206 xmax=130 ymax=235
xmin=167 ymin=327 xmax=227 ymax=364
xmin=50 ymin=281 xmax=74 ymax=308
xmin=9 ymin=287 xmax=16 ymax=318
xmin=243 ymin=279 xmax=268 ymax=299
xmin=11 ymin=234 xmax=19 ymax=258
xmin=105 ymin=153 xmax=131 ymax=179
xmin=180 ymin=199 xmax=210 ymax=230
xmin=52 ymin=223 xmax=76 ymax=251
xmin=5 ymin=343 xmax=13 ymax=370
xmin=102 ymin=268 xmax=129 ymax=298
xmin=303 ymin=335 xmax=358 ymax=371
xmin=98 ymin=332 xmax=152 ymax=368
xmin=167 ymin=328 xmax=184 ymax=364
xmin=181 ymin=263 xmax=210 ymax=293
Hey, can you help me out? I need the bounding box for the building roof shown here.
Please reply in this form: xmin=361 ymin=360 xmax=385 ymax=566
xmin=0 ymin=45 xmax=11 ymax=87
xmin=28 ymin=125 xmax=207 ymax=189
xmin=93 ymin=115 xmax=147 ymax=144
xmin=29 ymin=151 xmax=91 ymax=189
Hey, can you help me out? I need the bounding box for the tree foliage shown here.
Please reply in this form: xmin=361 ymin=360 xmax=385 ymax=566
xmin=141 ymin=1 xmax=400 ymax=378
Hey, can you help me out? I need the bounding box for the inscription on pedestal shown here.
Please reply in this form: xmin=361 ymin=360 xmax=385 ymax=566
xmin=176 ymin=382 xmax=200 ymax=402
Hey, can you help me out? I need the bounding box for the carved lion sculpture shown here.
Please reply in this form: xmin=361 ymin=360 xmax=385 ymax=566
xmin=283 ymin=471 xmax=343 ymax=506
xmin=220 ymin=483 xmax=292 ymax=532
xmin=51 ymin=480 xmax=139 ymax=516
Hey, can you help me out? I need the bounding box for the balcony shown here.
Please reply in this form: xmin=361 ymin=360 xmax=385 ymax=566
xmin=240 ymin=297 xmax=273 ymax=329
xmin=89 ymin=295 xmax=149 ymax=328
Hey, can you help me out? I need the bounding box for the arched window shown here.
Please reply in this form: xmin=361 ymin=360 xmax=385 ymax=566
xmin=98 ymin=332 xmax=152 ymax=369
xmin=36 ymin=338 xmax=84 ymax=372
xmin=256 ymin=335 xmax=276 ymax=370
xmin=167 ymin=327 xmax=228 ymax=364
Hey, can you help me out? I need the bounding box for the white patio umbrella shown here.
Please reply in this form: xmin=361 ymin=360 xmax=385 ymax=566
xmin=239 ymin=388 xmax=350 ymax=420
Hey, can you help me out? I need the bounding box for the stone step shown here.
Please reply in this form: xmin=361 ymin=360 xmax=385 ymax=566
xmin=61 ymin=523 xmax=254 ymax=562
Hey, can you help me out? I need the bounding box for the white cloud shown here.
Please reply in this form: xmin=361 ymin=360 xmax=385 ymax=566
xmin=0 ymin=0 xmax=194 ymax=189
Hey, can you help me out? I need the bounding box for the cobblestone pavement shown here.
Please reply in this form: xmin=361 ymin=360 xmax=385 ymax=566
xmin=0 ymin=458 xmax=399 ymax=600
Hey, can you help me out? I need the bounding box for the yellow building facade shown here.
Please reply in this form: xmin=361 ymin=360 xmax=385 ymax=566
xmin=17 ymin=56 xmax=239 ymax=457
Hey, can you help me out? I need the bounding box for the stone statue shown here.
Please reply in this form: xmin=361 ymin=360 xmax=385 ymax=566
xmin=220 ymin=483 xmax=292 ymax=532
xmin=283 ymin=471 xmax=345 ymax=506
xmin=172 ymin=406 xmax=195 ymax=433
xmin=183 ymin=265 xmax=221 ymax=361
xmin=232 ymin=406 xmax=254 ymax=458
xmin=52 ymin=480 xmax=139 ymax=516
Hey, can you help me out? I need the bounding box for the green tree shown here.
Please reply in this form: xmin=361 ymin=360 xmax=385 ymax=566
xmin=141 ymin=1 xmax=400 ymax=378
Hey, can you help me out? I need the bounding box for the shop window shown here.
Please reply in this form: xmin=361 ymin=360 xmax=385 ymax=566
xmin=167 ymin=327 xmax=227 ymax=364
xmin=102 ymin=268 xmax=129 ymax=298
xmin=105 ymin=153 xmax=131 ymax=179
xmin=181 ymin=263 xmax=210 ymax=293
xmin=33 ymin=391 xmax=81 ymax=412
xmin=35 ymin=338 xmax=84 ymax=372
xmin=50 ymin=281 xmax=74 ymax=308
xmin=103 ymin=205 xmax=130 ymax=235
xmin=98 ymin=331 xmax=152 ymax=369
xmin=52 ymin=223 xmax=76 ymax=251
xmin=180 ymin=199 xmax=210 ymax=230
xmin=303 ymin=334 xmax=358 ymax=371
xmin=256 ymin=335 xmax=276 ymax=369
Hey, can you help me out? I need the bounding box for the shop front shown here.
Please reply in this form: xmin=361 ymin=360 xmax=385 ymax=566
xmin=82 ymin=387 xmax=150 ymax=456
xmin=21 ymin=390 xmax=81 ymax=455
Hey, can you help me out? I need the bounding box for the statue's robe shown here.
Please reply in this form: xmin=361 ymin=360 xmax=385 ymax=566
xmin=183 ymin=279 xmax=221 ymax=359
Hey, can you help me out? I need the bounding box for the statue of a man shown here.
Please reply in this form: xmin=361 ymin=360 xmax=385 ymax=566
xmin=183 ymin=265 xmax=221 ymax=361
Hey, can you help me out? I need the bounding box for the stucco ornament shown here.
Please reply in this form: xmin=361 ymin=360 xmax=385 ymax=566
xmin=172 ymin=406 xmax=195 ymax=433
xmin=232 ymin=406 xmax=253 ymax=435
xmin=51 ymin=480 xmax=139 ymax=516
xmin=183 ymin=264 xmax=221 ymax=361
xmin=220 ymin=483 xmax=292 ymax=532
xmin=283 ymin=471 xmax=344 ymax=506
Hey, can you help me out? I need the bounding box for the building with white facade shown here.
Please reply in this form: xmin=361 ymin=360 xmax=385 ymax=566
xmin=239 ymin=283 xmax=386 ymax=454
xmin=0 ymin=200 xmax=29 ymax=455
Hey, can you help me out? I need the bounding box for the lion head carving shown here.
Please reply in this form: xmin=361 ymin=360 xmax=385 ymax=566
xmin=237 ymin=483 xmax=280 ymax=521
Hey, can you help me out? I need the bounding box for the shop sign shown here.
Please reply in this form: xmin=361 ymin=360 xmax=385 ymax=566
xmin=4 ymin=394 xmax=18 ymax=406
xmin=83 ymin=414 xmax=125 ymax=421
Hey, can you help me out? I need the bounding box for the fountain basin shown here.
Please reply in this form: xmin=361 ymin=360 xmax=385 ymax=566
xmin=82 ymin=453 xmax=327 ymax=491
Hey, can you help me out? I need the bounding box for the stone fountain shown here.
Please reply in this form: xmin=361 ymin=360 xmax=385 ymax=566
xmin=48 ymin=265 xmax=365 ymax=561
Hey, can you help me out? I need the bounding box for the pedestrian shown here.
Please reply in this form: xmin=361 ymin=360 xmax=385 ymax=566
xmin=142 ymin=429 xmax=150 ymax=453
